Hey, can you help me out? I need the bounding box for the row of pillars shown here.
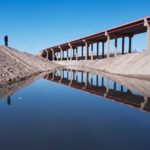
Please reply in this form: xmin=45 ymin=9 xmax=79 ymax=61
xmin=46 ymin=18 xmax=150 ymax=61
xmin=51 ymin=36 xmax=133 ymax=61
xmin=55 ymin=69 xmax=127 ymax=93
xmin=50 ymin=69 xmax=149 ymax=110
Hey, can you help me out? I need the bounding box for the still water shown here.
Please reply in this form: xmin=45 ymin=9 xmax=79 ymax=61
xmin=0 ymin=69 xmax=150 ymax=150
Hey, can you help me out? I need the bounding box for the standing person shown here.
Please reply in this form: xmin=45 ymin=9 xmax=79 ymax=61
xmin=4 ymin=35 xmax=8 ymax=46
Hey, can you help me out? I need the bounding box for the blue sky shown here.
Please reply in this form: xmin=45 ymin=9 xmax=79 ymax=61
xmin=0 ymin=0 xmax=150 ymax=54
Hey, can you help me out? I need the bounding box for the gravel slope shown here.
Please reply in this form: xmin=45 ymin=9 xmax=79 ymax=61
xmin=0 ymin=46 xmax=58 ymax=85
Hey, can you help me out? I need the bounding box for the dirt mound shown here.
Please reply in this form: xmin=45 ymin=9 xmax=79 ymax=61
xmin=0 ymin=46 xmax=58 ymax=85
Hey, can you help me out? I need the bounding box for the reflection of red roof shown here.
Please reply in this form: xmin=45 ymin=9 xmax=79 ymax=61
xmin=41 ymin=16 xmax=150 ymax=53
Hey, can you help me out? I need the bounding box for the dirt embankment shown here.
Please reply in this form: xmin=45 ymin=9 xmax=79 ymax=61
xmin=54 ymin=51 xmax=150 ymax=79
xmin=0 ymin=46 xmax=59 ymax=85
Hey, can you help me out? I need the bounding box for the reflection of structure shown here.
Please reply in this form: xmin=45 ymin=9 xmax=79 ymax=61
xmin=44 ymin=69 xmax=150 ymax=113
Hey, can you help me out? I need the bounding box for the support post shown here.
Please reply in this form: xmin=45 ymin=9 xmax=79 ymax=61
xmin=147 ymin=27 xmax=150 ymax=51
xmin=114 ymin=82 xmax=116 ymax=91
xmin=52 ymin=49 xmax=54 ymax=61
xmin=122 ymin=36 xmax=125 ymax=54
xmin=85 ymin=72 xmax=88 ymax=88
xmin=101 ymin=77 xmax=104 ymax=87
xmin=144 ymin=18 xmax=150 ymax=51
xmin=128 ymin=35 xmax=132 ymax=53
xmin=76 ymin=47 xmax=78 ymax=61
xmin=114 ymin=37 xmax=117 ymax=56
xmin=91 ymin=42 xmax=93 ymax=60
xmin=81 ymin=72 xmax=83 ymax=83
xmin=97 ymin=41 xmax=99 ymax=58
xmin=76 ymin=70 xmax=78 ymax=81
xmin=46 ymin=50 xmax=49 ymax=60
xmin=81 ymin=46 xmax=84 ymax=59
xmin=57 ymin=52 xmax=58 ymax=61
xmin=96 ymin=75 xmax=99 ymax=86
xmin=83 ymin=40 xmax=88 ymax=60
xmin=59 ymin=46 xmax=63 ymax=61
xmin=67 ymin=49 xmax=69 ymax=60
xmin=69 ymin=43 xmax=73 ymax=60
xmin=105 ymin=31 xmax=110 ymax=58
xmin=69 ymin=70 xmax=72 ymax=86
xmin=91 ymin=73 xmax=93 ymax=86
xmin=102 ymin=41 xmax=105 ymax=58
xmin=104 ymin=78 xmax=109 ymax=97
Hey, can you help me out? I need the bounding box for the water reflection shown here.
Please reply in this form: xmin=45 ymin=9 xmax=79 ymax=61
xmin=0 ymin=72 xmax=50 ymax=102
xmin=44 ymin=69 xmax=150 ymax=113
xmin=7 ymin=95 xmax=11 ymax=105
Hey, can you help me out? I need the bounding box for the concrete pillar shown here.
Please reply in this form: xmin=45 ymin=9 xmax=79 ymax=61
xmin=67 ymin=49 xmax=69 ymax=60
xmin=59 ymin=69 xmax=63 ymax=83
xmin=63 ymin=51 xmax=64 ymax=60
xmin=141 ymin=96 xmax=148 ymax=110
xmin=46 ymin=50 xmax=49 ymax=60
xmin=73 ymin=70 xmax=75 ymax=80
xmin=76 ymin=47 xmax=78 ymax=60
xmin=76 ymin=70 xmax=78 ymax=81
xmin=73 ymin=49 xmax=75 ymax=59
xmin=101 ymin=77 xmax=104 ymax=87
xmin=81 ymin=46 xmax=84 ymax=59
xmin=81 ymin=72 xmax=83 ymax=83
xmin=69 ymin=70 xmax=72 ymax=86
xmin=85 ymin=72 xmax=88 ymax=88
xmin=105 ymin=31 xmax=110 ymax=58
xmin=114 ymin=82 xmax=116 ymax=91
xmin=52 ymin=71 xmax=55 ymax=80
xmin=114 ymin=37 xmax=117 ymax=56
xmin=67 ymin=69 xmax=69 ymax=79
xmin=106 ymin=79 xmax=109 ymax=94
xmin=104 ymin=78 xmax=109 ymax=97
xmin=69 ymin=43 xmax=73 ymax=60
xmin=96 ymin=75 xmax=99 ymax=86
xmin=91 ymin=73 xmax=93 ymax=86
xmin=91 ymin=42 xmax=93 ymax=60
xmin=128 ymin=36 xmax=132 ymax=53
xmin=52 ymin=50 xmax=54 ymax=61
xmin=121 ymin=85 xmax=123 ymax=92
xmin=59 ymin=47 xmax=63 ymax=61
xmin=122 ymin=36 xmax=125 ymax=54
xmin=84 ymin=40 xmax=88 ymax=60
xmin=102 ymin=42 xmax=105 ymax=58
xmin=147 ymin=27 xmax=150 ymax=51
xmin=144 ymin=18 xmax=150 ymax=51
xmin=97 ymin=42 xmax=99 ymax=58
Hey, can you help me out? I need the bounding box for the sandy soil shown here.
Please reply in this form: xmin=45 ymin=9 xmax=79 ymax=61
xmin=0 ymin=46 xmax=59 ymax=85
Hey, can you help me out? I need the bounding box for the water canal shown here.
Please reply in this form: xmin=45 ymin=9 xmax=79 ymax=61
xmin=0 ymin=68 xmax=150 ymax=150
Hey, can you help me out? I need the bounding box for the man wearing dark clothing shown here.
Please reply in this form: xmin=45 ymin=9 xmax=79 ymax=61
xmin=4 ymin=35 xmax=8 ymax=46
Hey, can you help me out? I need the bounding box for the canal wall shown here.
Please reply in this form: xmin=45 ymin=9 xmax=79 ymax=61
xmin=0 ymin=46 xmax=59 ymax=85
xmin=54 ymin=51 xmax=150 ymax=79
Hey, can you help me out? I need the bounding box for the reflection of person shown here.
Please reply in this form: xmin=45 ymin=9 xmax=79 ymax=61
xmin=4 ymin=35 xmax=8 ymax=46
xmin=7 ymin=96 xmax=11 ymax=105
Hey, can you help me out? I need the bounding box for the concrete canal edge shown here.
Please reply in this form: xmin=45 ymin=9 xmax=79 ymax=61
xmin=53 ymin=51 xmax=150 ymax=79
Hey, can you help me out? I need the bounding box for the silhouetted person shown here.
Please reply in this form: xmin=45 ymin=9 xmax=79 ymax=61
xmin=4 ymin=35 xmax=8 ymax=46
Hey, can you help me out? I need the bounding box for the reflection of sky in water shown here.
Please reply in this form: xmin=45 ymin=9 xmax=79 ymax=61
xmin=0 ymin=70 xmax=150 ymax=150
